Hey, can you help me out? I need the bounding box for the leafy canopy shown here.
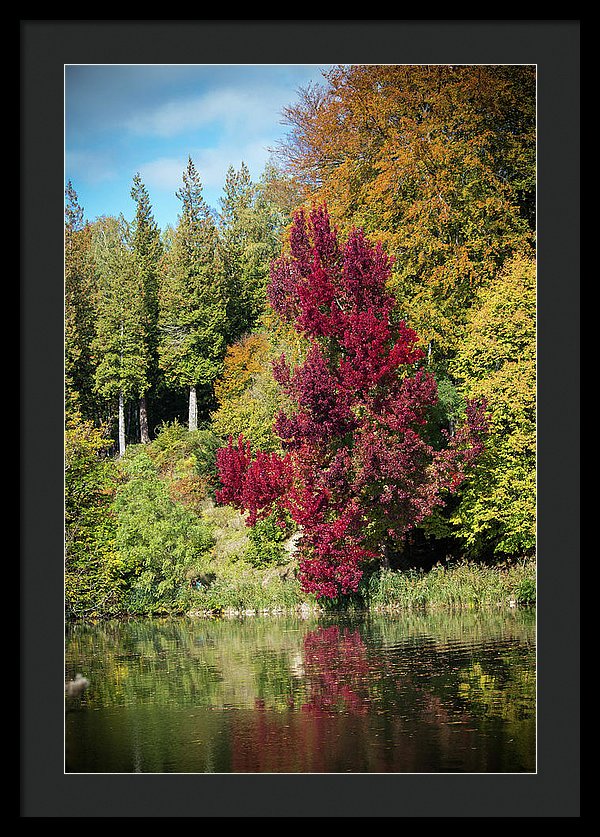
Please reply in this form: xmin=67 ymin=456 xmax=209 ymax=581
xmin=450 ymin=252 xmax=536 ymax=556
xmin=277 ymin=65 xmax=535 ymax=357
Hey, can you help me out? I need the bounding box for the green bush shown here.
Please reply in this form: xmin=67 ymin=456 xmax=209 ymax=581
xmin=65 ymin=414 xmax=125 ymax=618
xmin=114 ymin=446 xmax=215 ymax=615
xmin=246 ymin=511 xmax=292 ymax=567
xmin=148 ymin=420 xmax=221 ymax=492
xmin=514 ymin=576 xmax=536 ymax=606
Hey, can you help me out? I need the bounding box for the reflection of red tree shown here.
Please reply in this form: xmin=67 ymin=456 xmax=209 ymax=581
xmin=300 ymin=625 xmax=370 ymax=716
xmin=230 ymin=625 xmax=372 ymax=772
xmin=228 ymin=626 xmax=505 ymax=773
xmin=229 ymin=700 xmax=334 ymax=772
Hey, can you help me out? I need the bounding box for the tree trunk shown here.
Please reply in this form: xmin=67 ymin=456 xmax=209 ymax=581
xmin=380 ymin=542 xmax=390 ymax=570
xmin=188 ymin=385 xmax=198 ymax=432
xmin=139 ymin=395 xmax=150 ymax=443
xmin=118 ymin=390 xmax=126 ymax=458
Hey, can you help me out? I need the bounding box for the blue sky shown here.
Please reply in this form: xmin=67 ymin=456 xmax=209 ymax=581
xmin=65 ymin=64 xmax=332 ymax=231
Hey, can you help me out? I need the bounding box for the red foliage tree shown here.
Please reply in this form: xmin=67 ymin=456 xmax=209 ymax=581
xmin=216 ymin=205 xmax=487 ymax=598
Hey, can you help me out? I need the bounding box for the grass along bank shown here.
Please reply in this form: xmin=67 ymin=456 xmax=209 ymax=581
xmin=188 ymin=507 xmax=536 ymax=617
xmin=365 ymin=558 xmax=536 ymax=614
xmin=185 ymin=559 xmax=536 ymax=617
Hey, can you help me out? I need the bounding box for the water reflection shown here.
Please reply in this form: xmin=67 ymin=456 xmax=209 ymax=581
xmin=65 ymin=610 xmax=535 ymax=773
xmin=300 ymin=625 xmax=370 ymax=715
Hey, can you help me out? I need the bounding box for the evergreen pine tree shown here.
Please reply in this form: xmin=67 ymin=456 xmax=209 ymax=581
xmin=64 ymin=181 xmax=97 ymax=420
xmin=91 ymin=215 xmax=149 ymax=456
xmin=158 ymin=157 xmax=227 ymax=430
xmin=218 ymin=162 xmax=285 ymax=343
xmin=129 ymin=173 xmax=163 ymax=442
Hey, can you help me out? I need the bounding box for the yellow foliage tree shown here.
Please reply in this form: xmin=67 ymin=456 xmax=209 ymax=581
xmin=278 ymin=64 xmax=536 ymax=359
xmin=450 ymin=252 xmax=536 ymax=556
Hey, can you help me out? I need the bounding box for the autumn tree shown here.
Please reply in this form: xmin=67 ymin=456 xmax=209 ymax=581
xmin=276 ymin=64 xmax=535 ymax=360
xmin=450 ymin=251 xmax=536 ymax=556
xmin=158 ymin=157 xmax=226 ymax=430
xmin=211 ymin=332 xmax=286 ymax=453
xmin=216 ymin=206 xmax=487 ymax=598
xmin=259 ymin=159 xmax=305 ymax=220
xmin=91 ymin=215 xmax=149 ymax=457
xmin=129 ymin=173 xmax=163 ymax=442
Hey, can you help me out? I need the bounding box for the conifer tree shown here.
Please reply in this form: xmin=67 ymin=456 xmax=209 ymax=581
xmin=129 ymin=173 xmax=163 ymax=442
xmin=64 ymin=181 xmax=97 ymax=420
xmin=218 ymin=162 xmax=284 ymax=343
xmin=91 ymin=215 xmax=149 ymax=457
xmin=158 ymin=157 xmax=227 ymax=430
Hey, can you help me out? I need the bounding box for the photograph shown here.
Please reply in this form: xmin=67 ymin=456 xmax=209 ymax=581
xmin=63 ymin=60 xmax=539 ymax=777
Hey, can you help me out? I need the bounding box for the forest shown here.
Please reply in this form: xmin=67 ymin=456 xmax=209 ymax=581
xmin=65 ymin=64 xmax=537 ymax=620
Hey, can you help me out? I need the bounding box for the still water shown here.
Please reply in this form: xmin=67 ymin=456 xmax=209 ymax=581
xmin=65 ymin=609 xmax=535 ymax=773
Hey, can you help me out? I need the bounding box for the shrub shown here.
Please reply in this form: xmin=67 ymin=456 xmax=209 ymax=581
xmin=65 ymin=414 xmax=124 ymax=618
xmin=114 ymin=446 xmax=215 ymax=614
xmin=147 ymin=420 xmax=221 ymax=496
xmin=514 ymin=576 xmax=536 ymax=606
xmin=246 ymin=511 xmax=293 ymax=567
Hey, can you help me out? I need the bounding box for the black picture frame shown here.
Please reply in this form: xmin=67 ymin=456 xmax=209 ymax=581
xmin=21 ymin=19 xmax=579 ymax=817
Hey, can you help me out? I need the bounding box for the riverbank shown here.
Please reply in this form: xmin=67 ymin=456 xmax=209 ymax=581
xmin=178 ymin=501 xmax=536 ymax=620
xmin=66 ymin=422 xmax=537 ymax=623
xmin=180 ymin=556 xmax=536 ymax=620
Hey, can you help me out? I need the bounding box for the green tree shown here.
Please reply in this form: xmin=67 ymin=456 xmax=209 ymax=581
xmin=158 ymin=157 xmax=227 ymax=430
xmin=91 ymin=215 xmax=150 ymax=457
xmin=65 ymin=182 xmax=97 ymax=420
xmin=129 ymin=173 xmax=163 ymax=442
xmin=114 ymin=445 xmax=215 ymax=614
xmin=218 ymin=162 xmax=285 ymax=342
xmin=450 ymin=252 xmax=536 ymax=556
xmin=64 ymin=414 xmax=122 ymax=618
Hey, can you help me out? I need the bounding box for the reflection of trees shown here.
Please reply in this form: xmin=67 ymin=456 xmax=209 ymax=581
xmin=300 ymin=626 xmax=370 ymax=716
xmin=66 ymin=612 xmax=535 ymax=773
xmin=65 ymin=617 xmax=315 ymax=711
xmin=230 ymin=625 xmax=372 ymax=771
xmin=66 ymin=618 xmax=226 ymax=710
xmin=228 ymin=617 xmax=535 ymax=773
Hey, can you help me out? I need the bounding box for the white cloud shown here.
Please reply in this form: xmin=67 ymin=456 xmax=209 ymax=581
xmin=124 ymin=84 xmax=292 ymax=139
xmin=66 ymin=149 xmax=117 ymax=184
xmin=137 ymin=156 xmax=188 ymax=191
